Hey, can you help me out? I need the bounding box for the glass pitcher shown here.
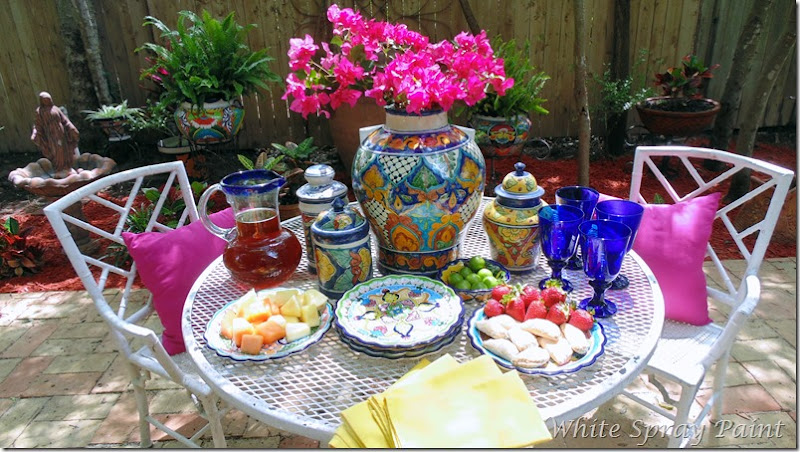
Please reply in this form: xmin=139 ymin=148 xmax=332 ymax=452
xmin=198 ymin=169 xmax=302 ymax=289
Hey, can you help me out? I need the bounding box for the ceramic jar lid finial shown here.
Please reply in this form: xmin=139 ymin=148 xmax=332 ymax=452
xmin=497 ymin=161 xmax=543 ymax=197
xmin=331 ymin=197 xmax=345 ymax=213
xmin=514 ymin=162 xmax=526 ymax=176
xmin=296 ymin=164 xmax=348 ymax=204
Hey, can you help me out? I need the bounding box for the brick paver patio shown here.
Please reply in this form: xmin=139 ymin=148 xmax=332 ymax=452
xmin=0 ymin=258 xmax=795 ymax=448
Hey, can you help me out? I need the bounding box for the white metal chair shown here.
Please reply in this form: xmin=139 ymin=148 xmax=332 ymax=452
xmin=620 ymin=146 xmax=795 ymax=447
xmin=43 ymin=161 xmax=228 ymax=448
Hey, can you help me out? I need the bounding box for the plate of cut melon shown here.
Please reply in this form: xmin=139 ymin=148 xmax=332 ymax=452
xmin=204 ymin=287 xmax=333 ymax=361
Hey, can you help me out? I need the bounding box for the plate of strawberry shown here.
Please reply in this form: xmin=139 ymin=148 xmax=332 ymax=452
xmin=466 ymin=283 xmax=607 ymax=376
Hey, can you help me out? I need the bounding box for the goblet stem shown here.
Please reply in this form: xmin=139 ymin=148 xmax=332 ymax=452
xmin=565 ymin=252 xmax=583 ymax=270
xmin=579 ymin=278 xmax=617 ymax=318
xmin=539 ymin=259 xmax=573 ymax=292
xmin=610 ymin=274 xmax=630 ymax=290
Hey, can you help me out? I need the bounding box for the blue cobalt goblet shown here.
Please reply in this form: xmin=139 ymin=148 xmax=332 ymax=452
xmin=578 ymin=220 xmax=632 ymax=317
xmin=594 ymin=200 xmax=645 ymax=290
xmin=538 ymin=205 xmax=584 ymax=292
xmin=556 ymin=186 xmax=600 ymax=270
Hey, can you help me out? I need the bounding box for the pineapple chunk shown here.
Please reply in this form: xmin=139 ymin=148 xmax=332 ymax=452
xmin=265 ymin=314 xmax=287 ymax=328
xmin=280 ymin=294 xmax=302 ymax=318
xmin=303 ymin=288 xmax=329 ymax=311
xmin=300 ymin=303 xmax=321 ymax=328
xmin=235 ymin=289 xmax=258 ymax=314
xmin=219 ymin=308 xmax=237 ymax=340
xmin=283 ymin=316 xmax=300 ymax=323
xmin=267 ymin=289 xmax=301 ymax=307
xmin=240 ymin=334 xmax=264 ymax=355
xmin=232 ymin=317 xmax=255 ymax=347
xmin=285 ymin=322 xmax=311 ymax=343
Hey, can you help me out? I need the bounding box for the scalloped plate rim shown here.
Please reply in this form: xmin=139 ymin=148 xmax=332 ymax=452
xmin=334 ymin=274 xmax=463 ymax=350
xmin=204 ymin=295 xmax=333 ymax=362
xmin=467 ymin=308 xmax=607 ymax=376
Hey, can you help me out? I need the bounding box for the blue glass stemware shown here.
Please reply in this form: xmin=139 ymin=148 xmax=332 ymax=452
xmin=537 ymin=205 xmax=584 ymax=292
xmin=555 ymin=186 xmax=600 ymax=270
xmin=578 ymin=220 xmax=632 ymax=317
xmin=594 ymin=200 xmax=645 ymax=290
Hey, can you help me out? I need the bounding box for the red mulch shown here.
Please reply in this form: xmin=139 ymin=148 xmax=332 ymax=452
xmin=1 ymin=141 xmax=795 ymax=294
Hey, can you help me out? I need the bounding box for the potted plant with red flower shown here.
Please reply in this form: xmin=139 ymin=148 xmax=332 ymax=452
xmin=635 ymin=54 xmax=721 ymax=137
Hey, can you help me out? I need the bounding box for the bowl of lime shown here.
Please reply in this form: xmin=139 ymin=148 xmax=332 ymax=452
xmin=437 ymin=257 xmax=511 ymax=303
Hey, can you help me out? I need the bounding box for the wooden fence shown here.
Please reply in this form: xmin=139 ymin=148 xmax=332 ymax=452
xmin=0 ymin=0 xmax=795 ymax=153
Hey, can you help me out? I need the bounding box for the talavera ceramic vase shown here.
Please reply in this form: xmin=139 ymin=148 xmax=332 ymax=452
xmin=174 ymin=98 xmax=245 ymax=144
xmin=352 ymin=107 xmax=486 ymax=276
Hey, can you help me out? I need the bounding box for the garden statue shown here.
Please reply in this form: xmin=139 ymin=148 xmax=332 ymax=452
xmin=31 ymin=92 xmax=80 ymax=177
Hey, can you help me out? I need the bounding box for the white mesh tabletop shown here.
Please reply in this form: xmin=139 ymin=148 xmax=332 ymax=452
xmin=183 ymin=197 xmax=665 ymax=442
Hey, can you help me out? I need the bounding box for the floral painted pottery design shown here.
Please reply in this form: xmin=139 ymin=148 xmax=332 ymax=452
xmin=205 ymin=290 xmax=333 ymax=362
xmin=334 ymin=275 xmax=464 ymax=351
xmin=352 ymin=108 xmax=486 ymax=276
xmin=467 ymin=307 xmax=606 ymax=375
xmin=175 ymin=99 xmax=245 ymax=144
xmin=297 ymin=164 xmax=349 ymax=274
xmin=468 ymin=114 xmax=532 ymax=158
xmin=482 ymin=162 xmax=546 ymax=273
xmin=311 ymin=198 xmax=373 ymax=299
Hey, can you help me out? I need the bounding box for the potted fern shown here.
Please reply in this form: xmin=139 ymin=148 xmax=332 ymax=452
xmin=137 ymin=10 xmax=281 ymax=144
xmin=635 ymin=54 xmax=720 ymax=137
xmin=466 ymin=37 xmax=549 ymax=166
xmin=83 ymin=100 xmax=143 ymax=141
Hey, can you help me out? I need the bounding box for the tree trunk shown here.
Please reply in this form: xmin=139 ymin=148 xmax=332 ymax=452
xmin=607 ymin=0 xmax=631 ymax=157
xmin=72 ymin=0 xmax=112 ymax=105
xmin=707 ymin=0 xmax=774 ymax=171
xmin=458 ymin=0 xmax=482 ymax=35
xmin=574 ymin=0 xmax=591 ymax=185
xmin=727 ymin=19 xmax=796 ymax=201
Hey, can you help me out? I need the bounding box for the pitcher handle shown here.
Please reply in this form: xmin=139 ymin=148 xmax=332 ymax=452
xmin=198 ymin=183 xmax=232 ymax=241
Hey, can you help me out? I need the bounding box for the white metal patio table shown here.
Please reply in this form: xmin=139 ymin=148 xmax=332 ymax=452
xmin=182 ymin=197 xmax=665 ymax=443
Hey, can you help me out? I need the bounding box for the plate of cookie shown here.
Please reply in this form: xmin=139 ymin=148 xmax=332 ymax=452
xmin=466 ymin=308 xmax=606 ymax=376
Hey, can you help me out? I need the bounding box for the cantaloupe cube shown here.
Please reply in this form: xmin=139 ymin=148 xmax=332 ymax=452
xmin=300 ymin=303 xmax=321 ymax=328
xmin=303 ymin=289 xmax=328 ymax=311
xmin=232 ymin=317 xmax=256 ymax=348
xmin=255 ymin=319 xmax=286 ymax=345
xmin=219 ymin=308 xmax=238 ymax=340
xmin=280 ymin=295 xmax=302 ymax=318
xmin=240 ymin=334 xmax=264 ymax=355
xmin=268 ymin=289 xmax=301 ymax=306
xmin=244 ymin=301 xmax=271 ymax=324
xmin=285 ymin=322 xmax=311 ymax=342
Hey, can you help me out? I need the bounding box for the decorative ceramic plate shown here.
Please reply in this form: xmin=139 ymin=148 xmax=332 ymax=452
xmin=334 ymin=275 xmax=464 ymax=350
xmin=336 ymin=326 xmax=461 ymax=360
xmin=205 ymin=292 xmax=333 ymax=362
xmin=467 ymin=308 xmax=607 ymax=376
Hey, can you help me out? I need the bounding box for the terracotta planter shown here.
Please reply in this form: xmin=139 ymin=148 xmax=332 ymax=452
xmin=174 ymin=99 xmax=245 ymax=144
xmin=328 ymin=97 xmax=385 ymax=175
xmin=635 ymin=97 xmax=720 ymax=137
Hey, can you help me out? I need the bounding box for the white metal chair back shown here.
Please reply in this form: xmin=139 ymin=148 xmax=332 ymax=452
xmin=43 ymin=161 xmax=227 ymax=448
xmin=622 ymin=146 xmax=794 ymax=447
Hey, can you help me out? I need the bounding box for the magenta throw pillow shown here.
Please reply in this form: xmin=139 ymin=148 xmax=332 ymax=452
xmin=596 ymin=193 xmax=720 ymax=325
xmin=123 ymin=208 xmax=234 ymax=355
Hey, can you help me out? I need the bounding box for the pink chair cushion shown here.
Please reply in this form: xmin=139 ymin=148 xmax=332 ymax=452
xmin=598 ymin=193 xmax=720 ymax=325
xmin=122 ymin=208 xmax=234 ymax=355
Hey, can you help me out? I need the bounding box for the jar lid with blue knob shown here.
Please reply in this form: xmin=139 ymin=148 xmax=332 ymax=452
xmin=296 ymin=164 xmax=349 ymax=274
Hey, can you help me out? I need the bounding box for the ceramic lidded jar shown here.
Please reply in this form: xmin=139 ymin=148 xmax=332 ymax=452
xmin=296 ymin=164 xmax=349 ymax=274
xmin=311 ymin=198 xmax=373 ymax=299
xmin=482 ymin=162 xmax=546 ymax=273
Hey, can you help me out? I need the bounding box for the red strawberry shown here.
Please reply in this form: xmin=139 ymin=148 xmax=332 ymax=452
xmin=541 ymin=287 xmax=567 ymax=308
xmin=546 ymin=302 xmax=570 ymax=325
xmin=519 ymin=285 xmax=541 ymax=308
xmin=484 ymin=299 xmax=505 ymax=318
xmin=505 ymin=297 xmax=526 ymax=322
xmin=491 ymin=284 xmax=513 ymax=302
xmin=568 ymin=308 xmax=594 ymax=332
xmin=524 ymin=300 xmax=547 ymax=320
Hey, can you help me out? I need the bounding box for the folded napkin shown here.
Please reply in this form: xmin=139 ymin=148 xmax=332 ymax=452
xmin=330 ymin=354 xmax=552 ymax=448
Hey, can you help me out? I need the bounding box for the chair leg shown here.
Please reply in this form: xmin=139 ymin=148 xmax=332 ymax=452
xmin=667 ymin=382 xmax=700 ymax=448
xmin=127 ymin=363 xmax=152 ymax=448
xmin=710 ymin=352 xmax=730 ymax=422
xmin=201 ymin=395 xmax=227 ymax=448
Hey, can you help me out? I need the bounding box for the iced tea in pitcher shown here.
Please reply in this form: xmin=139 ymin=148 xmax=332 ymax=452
xmin=198 ymin=170 xmax=302 ymax=289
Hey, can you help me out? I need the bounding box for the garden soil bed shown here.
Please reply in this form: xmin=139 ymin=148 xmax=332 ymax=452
xmin=0 ymin=130 xmax=795 ymax=293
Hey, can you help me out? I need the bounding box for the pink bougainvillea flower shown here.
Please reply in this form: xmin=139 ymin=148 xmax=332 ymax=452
xmin=287 ymin=35 xmax=318 ymax=71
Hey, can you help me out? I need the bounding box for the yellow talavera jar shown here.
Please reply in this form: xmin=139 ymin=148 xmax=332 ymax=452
xmin=482 ymin=162 xmax=546 ymax=273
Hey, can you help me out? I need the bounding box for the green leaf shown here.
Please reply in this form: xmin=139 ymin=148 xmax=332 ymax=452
xmin=143 ymin=188 xmax=161 ymax=203
xmin=238 ymin=154 xmax=254 ymax=170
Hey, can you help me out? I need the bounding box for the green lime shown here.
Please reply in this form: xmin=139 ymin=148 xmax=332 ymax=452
xmin=459 ymin=267 xmax=473 ymax=279
xmin=471 ymin=281 xmax=489 ymax=290
xmin=465 ymin=273 xmax=482 ymax=285
xmin=454 ymin=280 xmax=472 ymax=291
xmin=477 ymin=268 xmax=494 ymax=279
xmin=448 ymin=273 xmax=464 ymax=286
xmin=483 ymin=276 xmax=499 ymax=288
xmin=468 ymin=256 xmax=486 ymax=272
